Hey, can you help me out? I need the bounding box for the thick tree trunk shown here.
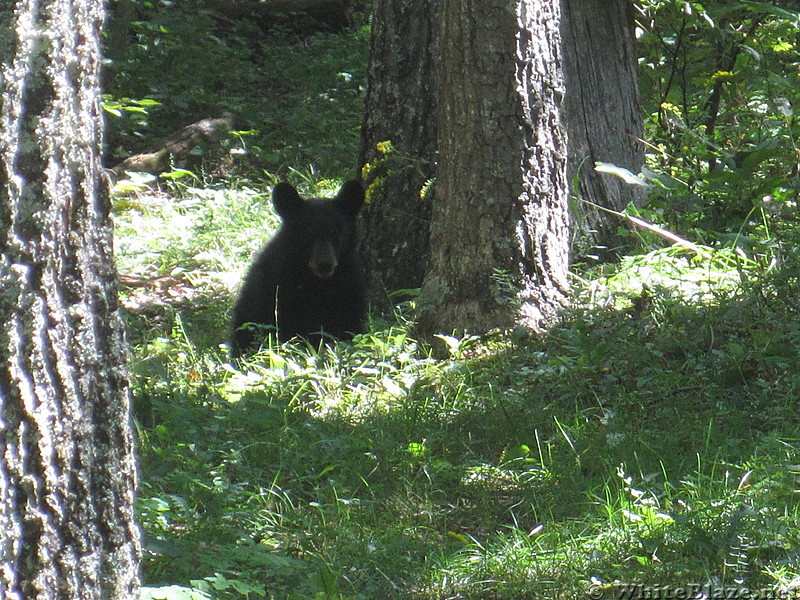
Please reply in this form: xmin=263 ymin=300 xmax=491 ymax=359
xmin=358 ymin=0 xmax=439 ymax=306
xmin=561 ymin=0 xmax=645 ymax=259
xmin=417 ymin=0 xmax=570 ymax=337
xmin=0 ymin=1 xmax=141 ymax=598
xmin=360 ymin=0 xmax=643 ymax=310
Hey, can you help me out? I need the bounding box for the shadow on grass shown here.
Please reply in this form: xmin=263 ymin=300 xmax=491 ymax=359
xmin=129 ymin=269 xmax=800 ymax=599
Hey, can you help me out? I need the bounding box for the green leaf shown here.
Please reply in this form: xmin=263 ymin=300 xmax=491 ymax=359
xmin=595 ymin=162 xmax=649 ymax=186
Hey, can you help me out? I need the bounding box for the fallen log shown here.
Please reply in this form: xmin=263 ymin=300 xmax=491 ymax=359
xmin=195 ymin=0 xmax=357 ymax=28
xmin=111 ymin=114 xmax=237 ymax=178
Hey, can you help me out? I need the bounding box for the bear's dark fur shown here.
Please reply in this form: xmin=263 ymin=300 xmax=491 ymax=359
xmin=230 ymin=180 xmax=366 ymax=356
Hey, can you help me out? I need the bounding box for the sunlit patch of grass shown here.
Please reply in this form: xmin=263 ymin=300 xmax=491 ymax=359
xmin=577 ymin=245 xmax=757 ymax=310
xmin=114 ymin=184 xmax=275 ymax=286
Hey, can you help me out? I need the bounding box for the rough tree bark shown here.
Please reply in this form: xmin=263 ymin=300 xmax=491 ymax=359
xmin=417 ymin=0 xmax=570 ymax=337
xmin=0 ymin=1 xmax=141 ymax=598
xmin=360 ymin=0 xmax=642 ymax=309
xmin=561 ymin=0 xmax=645 ymax=259
xmin=358 ymin=0 xmax=440 ymax=306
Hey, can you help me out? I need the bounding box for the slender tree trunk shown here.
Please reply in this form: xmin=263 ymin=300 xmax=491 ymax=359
xmin=103 ymin=0 xmax=136 ymax=89
xmin=105 ymin=0 xmax=136 ymax=63
xmin=358 ymin=0 xmax=439 ymax=305
xmin=417 ymin=0 xmax=570 ymax=337
xmin=561 ymin=0 xmax=645 ymax=259
xmin=0 ymin=1 xmax=141 ymax=598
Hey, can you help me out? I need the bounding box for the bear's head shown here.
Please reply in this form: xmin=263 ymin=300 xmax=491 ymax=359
xmin=273 ymin=180 xmax=364 ymax=280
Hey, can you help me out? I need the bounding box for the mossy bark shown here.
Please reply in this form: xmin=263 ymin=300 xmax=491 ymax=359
xmin=0 ymin=0 xmax=141 ymax=598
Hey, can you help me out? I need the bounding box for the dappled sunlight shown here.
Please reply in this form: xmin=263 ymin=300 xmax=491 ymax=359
xmin=580 ymin=246 xmax=753 ymax=309
xmin=102 ymin=1 xmax=800 ymax=598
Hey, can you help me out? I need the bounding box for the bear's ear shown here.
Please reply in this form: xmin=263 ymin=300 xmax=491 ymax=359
xmin=273 ymin=182 xmax=303 ymax=218
xmin=335 ymin=180 xmax=364 ymax=217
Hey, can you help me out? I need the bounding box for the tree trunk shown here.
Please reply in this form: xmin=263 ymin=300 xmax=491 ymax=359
xmin=417 ymin=0 xmax=570 ymax=337
xmin=358 ymin=0 xmax=440 ymax=307
xmin=103 ymin=0 xmax=136 ymax=89
xmin=0 ymin=1 xmax=141 ymax=598
xmin=360 ymin=0 xmax=643 ymax=309
xmin=561 ymin=0 xmax=645 ymax=259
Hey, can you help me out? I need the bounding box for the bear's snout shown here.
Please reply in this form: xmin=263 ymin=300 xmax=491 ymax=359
xmin=309 ymin=240 xmax=338 ymax=279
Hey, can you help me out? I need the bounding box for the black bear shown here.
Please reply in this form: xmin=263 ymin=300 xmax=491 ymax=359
xmin=230 ymin=180 xmax=366 ymax=356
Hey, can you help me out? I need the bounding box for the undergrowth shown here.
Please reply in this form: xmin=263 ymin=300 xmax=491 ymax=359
xmin=122 ymin=182 xmax=800 ymax=600
xmin=110 ymin=3 xmax=800 ymax=599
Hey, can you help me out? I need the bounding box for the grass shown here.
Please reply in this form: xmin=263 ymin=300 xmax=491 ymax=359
xmin=120 ymin=180 xmax=800 ymax=600
xmin=109 ymin=10 xmax=800 ymax=600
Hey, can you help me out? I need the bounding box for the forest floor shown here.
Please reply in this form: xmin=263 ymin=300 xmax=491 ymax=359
xmin=118 ymin=181 xmax=800 ymax=600
xmin=107 ymin=10 xmax=800 ymax=600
